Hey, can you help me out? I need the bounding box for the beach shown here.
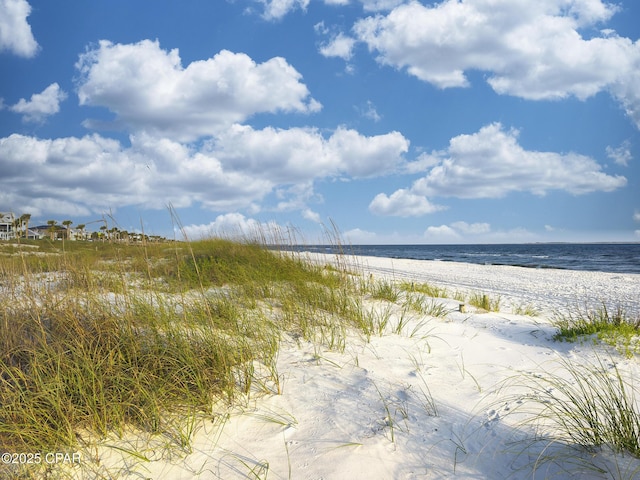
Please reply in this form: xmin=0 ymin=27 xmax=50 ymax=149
xmin=77 ymin=254 xmax=640 ymax=479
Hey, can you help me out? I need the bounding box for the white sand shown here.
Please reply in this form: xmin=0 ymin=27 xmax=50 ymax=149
xmin=80 ymin=256 xmax=640 ymax=479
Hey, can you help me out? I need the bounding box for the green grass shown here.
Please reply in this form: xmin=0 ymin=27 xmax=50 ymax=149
xmin=400 ymin=281 xmax=448 ymax=298
xmin=369 ymin=279 xmax=401 ymax=303
xmin=4 ymin=235 xmax=638 ymax=478
xmin=467 ymin=292 xmax=501 ymax=312
xmin=0 ymin=236 xmax=366 ymax=477
xmin=508 ymin=357 xmax=640 ymax=458
xmin=552 ymin=303 xmax=640 ymax=356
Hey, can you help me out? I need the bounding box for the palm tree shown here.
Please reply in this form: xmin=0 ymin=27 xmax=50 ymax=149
xmin=12 ymin=217 xmax=20 ymax=239
xmin=20 ymin=213 xmax=31 ymax=239
xmin=62 ymin=220 xmax=73 ymax=240
xmin=76 ymin=224 xmax=86 ymax=241
xmin=99 ymin=225 xmax=107 ymax=242
xmin=46 ymin=220 xmax=58 ymax=240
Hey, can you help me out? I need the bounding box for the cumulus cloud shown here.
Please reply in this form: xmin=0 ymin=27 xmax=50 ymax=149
xmin=360 ymin=100 xmax=381 ymax=122
xmin=319 ymin=32 xmax=356 ymax=60
xmin=0 ymin=123 xmax=408 ymax=217
xmin=255 ymin=0 xmax=400 ymax=19
xmin=424 ymin=225 xmax=459 ymax=239
xmin=369 ymin=189 xmax=445 ymax=216
xmin=256 ymin=0 xmax=310 ymax=20
xmin=9 ymin=83 xmax=67 ymax=123
xmin=353 ymin=0 xmax=640 ymax=128
xmin=424 ymin=223 xmax=538 ymax=242
xmin=450 ymin=221 xmax=490 ymax=234
xmin=606 ymin=140 xmax=632 ymax=166
xmin=75 ymin=40 xmax=321 ymax=141
xmin=634 ymin=211 xmax=640 ymax=223
xmin=0 ymin=133 xmax=273 ymax=217
xmin=359 ymin=0 xmax=405 ymax=11
xmin=302 ymin=208 xmax=322 ymax=223
xmin=214 ymin=124 xmax=409 ymax=181
xmin=372 ymin=122 xmax=626 ymax=217
xmin=182 ymin=213 xmax=285 ymax=241
xmin=425 ymin=221 xmax=491 ymax=239
xmin=412 ymin=122 xmax=626 ymax=198
xmin=343 ymin=227 xmax=378 ymax=243
xmin=0 ymin=0 xmax=38 ymax=57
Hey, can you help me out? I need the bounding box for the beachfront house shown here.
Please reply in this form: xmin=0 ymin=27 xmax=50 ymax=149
xmin=0 ymin=212 xmax=17 ymax=240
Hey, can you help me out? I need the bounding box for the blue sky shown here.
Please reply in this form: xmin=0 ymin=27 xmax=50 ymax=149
xmin=1 ymin=0 xmax=639 ymax=243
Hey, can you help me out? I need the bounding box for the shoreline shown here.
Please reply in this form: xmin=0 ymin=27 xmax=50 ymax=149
xmin=308 ymin=252 xmax=640 ymax=316
xmin=288 ymin=242 xmax=640 ymax=275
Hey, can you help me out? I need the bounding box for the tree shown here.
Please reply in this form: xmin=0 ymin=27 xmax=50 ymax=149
xmin=99 ymin=225 xmax=107 ymax=242
xmin=47 ymin=220 xmax=58 ymax=240
xmin=76 ymin=224 xmax=86 ymax=241
xmin=62 ymin=220 xmax=73 ymax=240
xmin=20 ymin=213 xmax=31 ymax=239
xmin=12 ymin=217 xmax=20 ymax=239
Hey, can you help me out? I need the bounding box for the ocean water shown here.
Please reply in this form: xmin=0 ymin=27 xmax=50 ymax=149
xmin=299 ymin=243 xmax=640 ymax=274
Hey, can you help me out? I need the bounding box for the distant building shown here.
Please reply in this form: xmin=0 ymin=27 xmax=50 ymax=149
xmin=32 ymin=225 xmax=65 ymax=240
xmin=0 ymin=212 xmax=17 ymax=240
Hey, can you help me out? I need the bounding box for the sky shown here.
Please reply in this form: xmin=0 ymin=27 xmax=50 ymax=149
xmin=1 ymin=0 xmax=639 ymax=244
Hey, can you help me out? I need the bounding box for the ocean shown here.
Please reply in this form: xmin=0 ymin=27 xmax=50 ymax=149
xmin=297 ymin=243 xmax=640 ymax=275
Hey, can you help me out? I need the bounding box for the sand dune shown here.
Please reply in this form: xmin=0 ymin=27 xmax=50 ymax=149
xmin=83 ymin=256 xmax=640 ymax=479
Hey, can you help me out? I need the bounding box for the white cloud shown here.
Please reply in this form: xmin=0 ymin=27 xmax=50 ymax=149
xmin=372 ymin=122 xmax=626 ymax=217
xmin=0 ymin=133 xmax=273 ymax=216
xmin=9 ymin=83 xmax=67 ymax=123
xmin=319 ymin=32 xmax=356 ymax=60
xmin=0 ymin=0 xmax=38 ymax=57
xmin=606 ymin=140 xmax=632 ymax=166
xmin=634 ymin=211 xmax=640 ymax=223
xmin=182 ymin=213 xmax=284 ymax=241
xmin=76 ymin=40 xmax=321 ymax=141
xmin=214 ymin=124 xmax=408 ymax=181
xmin=359 ymin=0 xmax=405 ymax=11
xmin=369 ymin=189 xmax=445 ymax=217
xmin=361 ymin=100 xmax=381 ymax=122
xmin=411 ymin=122 xmax=626 ymax=198
xmin=423 ymin=221 xmax=492 ymax=241
xmin=353 ymin=0 xmax=640 ymax=128
xmin=255 ymin=0 xmax=310 ymax=19
xmin=450 ymin=221 xmax=490 ymax=234
xmin=0 ymin=122 xmax=408 ymax=218
xmin=424 ymin=225 xmax=460 ymax=239
xmin=302 ymin=208 xmax=322 ymax=223
xmin=404 ymin=152 xmax=440 ymax=174
xmin=343 ymin=227 xmax=378 ymax=243
xmin=255 ymin=0 xmax=399 ymax=19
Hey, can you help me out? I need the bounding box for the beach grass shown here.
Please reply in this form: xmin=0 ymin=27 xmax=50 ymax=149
xmin=507 ymin=356 xmax=640 ymax=460
xmin=2 ymin=235 xmax=639 ymax=478
xmin=467 ymin=292 xmax=501 ymax=312
xmin=0 ymin=235 xmax=366 ymax=477
xmin=552 ymin=303 xmax=640 ymax=356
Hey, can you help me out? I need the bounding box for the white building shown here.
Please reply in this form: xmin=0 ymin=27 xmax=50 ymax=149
xmin=0 ymin=212 xmax=17 ymax=240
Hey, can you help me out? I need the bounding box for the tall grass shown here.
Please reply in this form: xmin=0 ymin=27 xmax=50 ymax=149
xmin=507 ymin=357 xmax=640 ymax=458
xmin=553 ymin=303 xmax=640 ymax=356
xmin=0 ymin=236 xmax=365 ymax=477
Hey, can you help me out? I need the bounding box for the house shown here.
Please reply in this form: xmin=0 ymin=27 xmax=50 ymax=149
xmin=25 ymin=229 xmax=43 ymax=240
xmin=32 ymin=225 xmax=66 ymax=240
xmin=0 ymin=212 xmax=17 ymax=240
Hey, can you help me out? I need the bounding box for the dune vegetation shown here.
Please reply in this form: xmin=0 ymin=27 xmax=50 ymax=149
xmin=1 ymin=233 xmax=639 ymax=478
